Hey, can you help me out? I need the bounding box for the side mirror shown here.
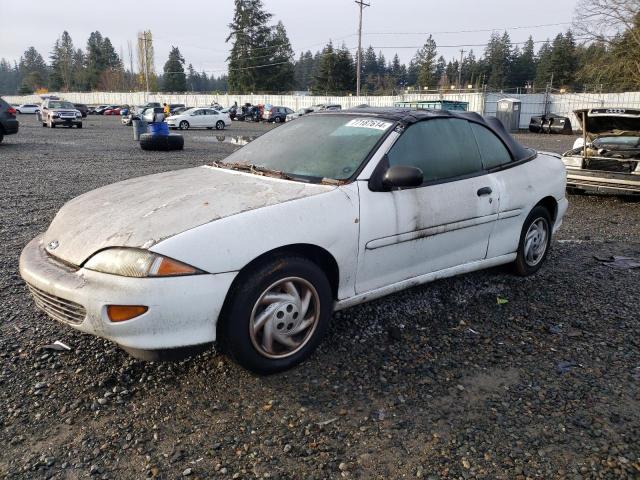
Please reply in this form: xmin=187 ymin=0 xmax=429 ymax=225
xmin=382 ymin=165 xmax=424 ymax=189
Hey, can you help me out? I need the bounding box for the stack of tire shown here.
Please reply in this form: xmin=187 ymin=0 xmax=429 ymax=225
xmin=140 ymin=121 xmax=184 ymax=151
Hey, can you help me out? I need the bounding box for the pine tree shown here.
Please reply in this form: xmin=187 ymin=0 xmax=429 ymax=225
xmin=313 ymin=42 xmax=337 ymax=94
xmin=226 ymin=0 xmax=273 ymax=92
xmin=261 ymin=21 xmax=295 ymax=92
xmin=19 ymin=47 xmax=48 ymax=92
xmin=485 ymin=31 xmax=513 ymax=90
xmin=49 ymin=31 xmax=76 ymax=91
xmin=414 ymin=35 xmax=438 ymax=89
xmin=535 ymin=41 xmax=553 ymax=87
xmin=511 ymin=37 xmax=536 ymax=90
xmin=162 ymin=46 xmax=187 ymax=92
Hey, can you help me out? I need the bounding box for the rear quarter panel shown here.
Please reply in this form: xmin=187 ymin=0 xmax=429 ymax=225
xmin=487 ymin=152 xmax=567 ymax=258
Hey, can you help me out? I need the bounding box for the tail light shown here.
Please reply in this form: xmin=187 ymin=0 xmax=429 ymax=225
xmin=7 ymin=106 xmax=16 ymax=117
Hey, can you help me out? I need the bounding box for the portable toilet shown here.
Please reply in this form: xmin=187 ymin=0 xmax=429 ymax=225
xmin=495 ymin=98 xmax=522 ymax=132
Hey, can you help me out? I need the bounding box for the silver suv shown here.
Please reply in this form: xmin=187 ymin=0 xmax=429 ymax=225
xmin=37 ymin=99 xmax=83 ymax=129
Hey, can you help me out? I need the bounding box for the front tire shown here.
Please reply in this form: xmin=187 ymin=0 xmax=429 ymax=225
xmin=220 ymin=256 xmax=333 ymax=374
xmin=179 ymin=121 xmax=189 ymax=130
xmin=514 ymin=206 xmax=552 ymax=276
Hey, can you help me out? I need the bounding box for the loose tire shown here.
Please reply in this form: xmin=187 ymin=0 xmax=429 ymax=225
xmin=220 ymin=256 xmax=333 ymax=374
xmin=140 ymin=133 xmax=184 ymax=151
xmin=179 ymin=121 xmax=189 ymax=130
xmin=514 ymin=205 xmax=552 ymax=276
xmin=215 ymin=120 xmax=225 ymax=130
xmin=77 ymin=123 xmax=83 ymax=129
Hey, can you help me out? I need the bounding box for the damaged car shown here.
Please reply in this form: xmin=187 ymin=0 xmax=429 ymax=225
xmin=562 ymin=108 xmax=640 ymax=195
xmin=20 ymin=107 xmax=567 ymax=374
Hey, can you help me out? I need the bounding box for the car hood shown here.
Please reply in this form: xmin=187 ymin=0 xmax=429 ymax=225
xmin=43 ymin=166 xmax=333 ymax=266
xmin=574 ymin=108 xmax=640 ymax=139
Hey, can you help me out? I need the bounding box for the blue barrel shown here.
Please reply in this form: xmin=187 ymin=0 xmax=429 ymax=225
xmin=148 ymin=122 xmax=169 ymax=136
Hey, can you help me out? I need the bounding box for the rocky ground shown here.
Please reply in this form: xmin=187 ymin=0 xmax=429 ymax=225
xmin=0 ymin=115 xmax=638 ymax=479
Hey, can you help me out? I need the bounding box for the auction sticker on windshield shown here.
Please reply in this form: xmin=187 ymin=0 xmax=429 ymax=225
xmin=345 ymin=118 xmax=393 ymax=130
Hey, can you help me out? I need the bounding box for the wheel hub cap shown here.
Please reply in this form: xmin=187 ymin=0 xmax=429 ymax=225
xmin=249 ymin=277 xmax=320 ymax=359
xmin=523 ymin=218 xmax=548 ymax=267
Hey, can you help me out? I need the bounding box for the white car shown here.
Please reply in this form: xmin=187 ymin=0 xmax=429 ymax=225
xmin=166 ymin=107 xmax=231 ymax=130
xmin=16 ymin=104 xmax=40 ymax=114
xmin=19 ymin=108 xmax=567 ymax=374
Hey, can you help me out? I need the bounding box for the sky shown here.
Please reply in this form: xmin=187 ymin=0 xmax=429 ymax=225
xmin=0 ymin=0 xmax=579 ymax=75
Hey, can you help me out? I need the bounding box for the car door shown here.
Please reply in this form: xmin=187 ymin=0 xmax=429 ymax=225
xmin=356 ymin=118 xmax=501 ymax=294
xmin=205 ymin=109 xmax=220 ymax=127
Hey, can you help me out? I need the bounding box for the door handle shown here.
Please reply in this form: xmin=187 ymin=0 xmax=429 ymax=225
xmin=477 ymin=187 xmax=493 ymax=196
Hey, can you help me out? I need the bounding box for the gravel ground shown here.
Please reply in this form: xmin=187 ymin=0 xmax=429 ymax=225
xmin=1 ymin=115 xmax=639 ymax=479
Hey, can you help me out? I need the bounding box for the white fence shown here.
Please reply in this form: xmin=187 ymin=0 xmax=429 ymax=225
xmin=6 ymin=91 xmax=640 ymax=130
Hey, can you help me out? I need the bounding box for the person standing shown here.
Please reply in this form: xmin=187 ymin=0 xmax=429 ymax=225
xmin=163 ymin=103 xmax=170 ymax=118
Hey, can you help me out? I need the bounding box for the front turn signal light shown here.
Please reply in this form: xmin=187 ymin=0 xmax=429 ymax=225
xmin=107 ymin=305 xmax=148 ymax=322
xmin=152 ymin=257 xmax=199 ymax=276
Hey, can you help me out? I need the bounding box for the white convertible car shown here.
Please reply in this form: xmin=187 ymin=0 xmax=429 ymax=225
xmin=20 ymin=108 xmax=567 ymax=373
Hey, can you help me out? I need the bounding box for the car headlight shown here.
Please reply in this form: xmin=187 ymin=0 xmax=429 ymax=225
xmin=84 ymin=248 xmax=203 ymax=277
xmin=76 ymin=112 xmax=82 ymax=117
xmin=562 ymin=156 xmax=583 ymax=168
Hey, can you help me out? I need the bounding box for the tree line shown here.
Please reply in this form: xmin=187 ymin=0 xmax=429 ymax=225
xmin=1 ymin=0 xmax=638 ymax=96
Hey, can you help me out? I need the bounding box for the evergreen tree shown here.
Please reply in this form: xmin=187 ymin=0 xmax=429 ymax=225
xmin=226 ymin=0 xmax=273 ymax=92
xmin=535 ymin=41 xmax=553 ymax=87
xmin=162 ymin=46 xmax=187 ymax=92
xmin=413 ymin=35 xmax=438 ymax=89
xmin=335 ymin=44 xmax=355 ymax=93
xmin=485 ymin=31 xmax=513 ymax=90
xmin=49 ymin=32 xmax=76 ymax=91
xmin=313 ymin=42 xmax=337 ymax=94
xmin=261 ymin=21 xmax=295 ymax=92
xmin=19 ymin=47 xmax=48 ymax=92
xmin=511 ymin=37 xmax=536 ymax=90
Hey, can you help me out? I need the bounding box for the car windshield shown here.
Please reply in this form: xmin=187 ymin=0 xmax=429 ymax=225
xmin=49 ymin=101 xmax=75 ymax=109
xmin=220 ymin=115 xmax=394 ymax=181
xmin=593 ymin=135 xmax=640 ymax=148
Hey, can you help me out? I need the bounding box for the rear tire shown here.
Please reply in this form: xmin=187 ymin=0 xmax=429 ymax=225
xmin=215 ymin=120 xmax=225 ymax=130
xmin=219 ymin=256 xmax=332 ymax=374
xmin=275 ymin=116 xmax=282 ymax=123
xmin=514 ymin=206 xmax=552 ymax=276
xmin=140 ymin=133 xmax=184 ymax=151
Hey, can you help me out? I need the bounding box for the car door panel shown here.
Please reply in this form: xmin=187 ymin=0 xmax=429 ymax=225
xmin=356 ymin=174 xmax=499 ymax=293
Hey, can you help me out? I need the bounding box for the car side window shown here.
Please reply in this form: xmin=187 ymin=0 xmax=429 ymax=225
xmin=470 ymin=123 xmax=512 ymax=169
xmin=387 ymin=118 xmax=483 ymax=183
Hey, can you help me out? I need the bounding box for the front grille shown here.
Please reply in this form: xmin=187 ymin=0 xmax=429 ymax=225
xmin=26 ymin=284 xmax=86 ymax=325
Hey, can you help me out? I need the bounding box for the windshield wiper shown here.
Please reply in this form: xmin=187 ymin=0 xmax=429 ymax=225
xmin=211 ymin=161 xmax=295 ymax=181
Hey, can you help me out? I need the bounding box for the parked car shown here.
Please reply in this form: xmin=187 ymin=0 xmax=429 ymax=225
xmin=562 ymin=108 xmax=640 ymax=195
xmin=141 ymin=107 xmax=166 ymax=123
xmin=92 ymin=105 xmax=112 ymax=115
xmin=0 ymin=96 xmax=19 ymax=143
xmin=171 ymin=106 xmax=190 ymax=116
xmin=286 ymin=107 xmax=314 ymax=122
xmin=103 ymin=107 xmax=122 ymax=115
xmin=74 ymin=103 xmax=88 ymax=118
xmin=313 ymin=104 xmax=342 ymax=112
xmin=166 ymin=108 xmax=231 ymax=130
xmin=264 ymin=106 xmax=294 ymax=123
xmin=37 ymin=99 xmax=82 ymax=128
xmin=224 ymin=105 xmax=238 ymax=120
xmin=16 ymin=103 xmax=40 ymax=114
xmin=234 ymin=103 xmax=253 ymax=121
xmin=244 ymin=105 xmax=262 ymax=122
xmin=169 ymin=104 xmax=186 ymax=113
xmin=19 ymin=107 xmax=567 ymax=373
xmin=121 ymin=105 xmax=147 ymax=126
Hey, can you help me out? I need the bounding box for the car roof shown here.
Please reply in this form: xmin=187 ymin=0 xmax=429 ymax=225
xmin=315 ymin=106 xmax=533 ymax=162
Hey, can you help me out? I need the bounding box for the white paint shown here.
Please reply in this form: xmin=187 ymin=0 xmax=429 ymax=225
xmin=19 ymin=118 xmax=568 ymax=355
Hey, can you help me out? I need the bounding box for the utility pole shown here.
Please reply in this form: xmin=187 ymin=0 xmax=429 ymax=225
xmin=355 ymin=0 xmax=370 ymax=97
xmin=139 ymin=32 xmax=150 ymax=97
xmin=457 ymin=49 xmax=466 ymax=92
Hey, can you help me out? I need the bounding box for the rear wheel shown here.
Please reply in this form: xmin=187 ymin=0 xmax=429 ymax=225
xmin=179 ymin=121 xmax=189 ymax=130
xmin=216 ymin=120 xmax=225 ymax=130
xmin=514 ymin=206 xmax=552 ymax=276
xmin=275 ymin=116 xmax=282 ymax=123
xmin=220 ymin=256 xmax=332 ymax=374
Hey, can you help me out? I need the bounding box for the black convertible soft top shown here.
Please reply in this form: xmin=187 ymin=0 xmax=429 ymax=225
xmin=319 ymin=107 xmax=534 ymax=162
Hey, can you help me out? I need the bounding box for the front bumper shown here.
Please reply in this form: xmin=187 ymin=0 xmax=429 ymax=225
xmin=51 ymin=117 xmax=82 ymax=126
xmin=566 ymin=167 xmax=640 ymax=195
xmin=19 ymin=235 xmax=237 ymax=350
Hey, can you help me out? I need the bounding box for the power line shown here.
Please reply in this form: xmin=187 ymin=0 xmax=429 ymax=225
xmin=363 ymin=21 xmax=574 ymax=36
xmin=365 ymin=37 xmax=590 ymax=49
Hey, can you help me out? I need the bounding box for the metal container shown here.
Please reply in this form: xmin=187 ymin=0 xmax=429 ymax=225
xmin=495 ymin=98 xmax=522 ymax=132
xmin=132 ymin=118 xmax=147 ymax=141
